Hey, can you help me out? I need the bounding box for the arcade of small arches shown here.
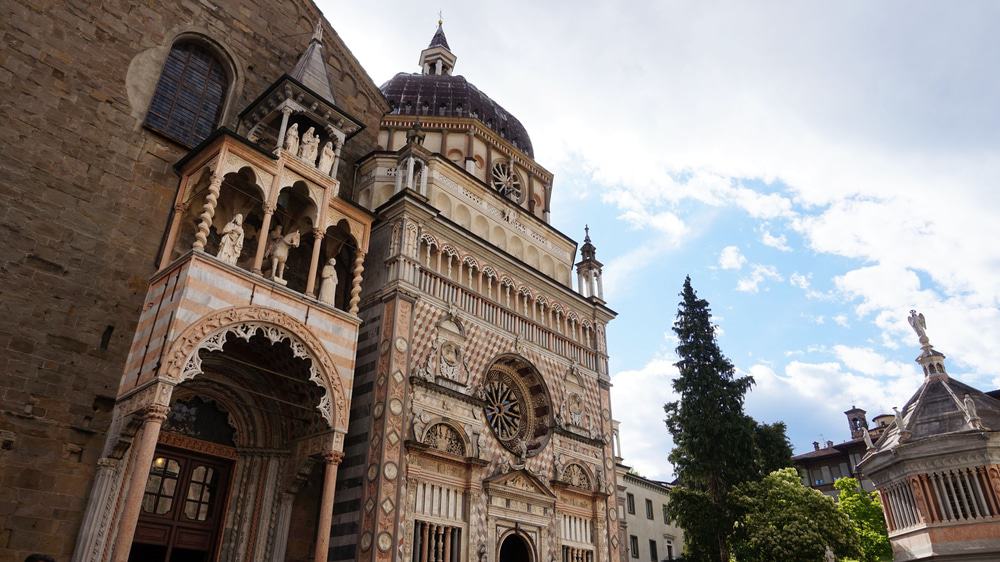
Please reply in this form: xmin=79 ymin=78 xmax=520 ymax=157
xmin=163 ymin=159 xmax=367 ymax=314
xmin=416 ymin=232 xmax=603 ymax=349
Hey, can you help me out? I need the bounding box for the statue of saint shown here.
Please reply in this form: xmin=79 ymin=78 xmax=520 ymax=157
xmin=908 ymin=309 xmax=928 ymax=342
xmin=318 ymin=258 xmax=338 ymax=305
xmin=283 ymin=123 xmax=300 ymax=155
xmin=964 ymin=393 xmax=980 ymax=423
xmin=318 ymin=140 xmax=336 ymax=174
xmin=216 ymin=213 xmax=244 ymax=265
xmin=893 ymin=406 xmax=906 ymax=431
xmin=863 ymin=427 xmax=875 ymax=450
xmin=299 ymin=127 xmax=319 ymax=164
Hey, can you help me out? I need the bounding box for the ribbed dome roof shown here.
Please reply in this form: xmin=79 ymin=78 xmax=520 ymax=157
xmin=380 ymin=72 xmax=534 ymax=157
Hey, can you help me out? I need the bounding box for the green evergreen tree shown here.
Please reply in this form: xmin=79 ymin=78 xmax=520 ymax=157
xmin=731 ymin=468 xmax=860 ymax=562
xmin=835 ymin=477 xmax=892 ymax=562
xmin=664 ymin=277 xmax=757 ymax=562
xmin=751 ymin=419 xmax=794 ymax=476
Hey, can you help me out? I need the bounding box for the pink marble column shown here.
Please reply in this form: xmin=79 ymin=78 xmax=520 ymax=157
xmin=313 ymin=451 xmax=345 ymax=562
xmin=111 ymin=405 xmax=170 ymax=562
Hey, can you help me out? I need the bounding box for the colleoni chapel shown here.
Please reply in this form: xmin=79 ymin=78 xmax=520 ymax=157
xmin=0 ymin=3 xmax=620 ymax=562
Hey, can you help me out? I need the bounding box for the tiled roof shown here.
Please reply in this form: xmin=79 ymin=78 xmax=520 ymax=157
xmin=380 ymin=72 xmax=534 ymax=157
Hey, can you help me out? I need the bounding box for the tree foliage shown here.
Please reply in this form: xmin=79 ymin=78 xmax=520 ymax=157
xmin=664 ymin=277 xmax=757 ymax=562
xmin=751 ymin=419 xmax=794 ymax=477
xmin=835 ymin=478 xmax=892 ymax=562
xmin=731 ymin=468 xmax=860 ymax=562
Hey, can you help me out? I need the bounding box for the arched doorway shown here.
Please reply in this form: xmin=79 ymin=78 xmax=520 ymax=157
xmin=498 ymin=533 xmax=533 ymax=562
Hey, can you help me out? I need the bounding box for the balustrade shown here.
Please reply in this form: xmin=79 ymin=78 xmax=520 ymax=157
xmin=402 ymin=256 xmax=600 ymax=370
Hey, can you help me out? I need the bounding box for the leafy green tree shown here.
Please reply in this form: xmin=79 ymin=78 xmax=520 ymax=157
xmin=731 ymin=468 xmax=860 ymax=562
xmin=751 ymin=419 xmax=794 ymax=476
xmin=664 ymin=277 xmax=757 ymax=562
xmin=835 ymin=477 xmax=892 ymax=562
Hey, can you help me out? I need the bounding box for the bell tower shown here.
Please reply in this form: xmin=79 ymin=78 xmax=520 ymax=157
xmin=844 ymin=406 xmax=868 ymax=440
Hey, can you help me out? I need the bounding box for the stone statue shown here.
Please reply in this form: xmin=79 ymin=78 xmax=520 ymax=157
xmin=264 ymin=225 xmax=300 ymax=284
xmin=283 ymin=123 xmax=300 ymax=155
xmin=908 ymin=309 xmax=927 ymax=342
xmin=824 ymin=545 xmax=836 ymax=562
xmin=215 ymin=213 xmax=244 ymax=265
xmin=893 ymin=407 xmax=905 ymax=431
xmin=318 ymin=140 xmax=336 ymax=175
xmin=318 ymin=258 xmax=338 ymax=304
xmin=862 ymin=427 xmax=875 ymax=450
xmin=299 ymin=127 xmax=319 ymax=164
xmin=477 ymin=543 xmax=487 ymax=562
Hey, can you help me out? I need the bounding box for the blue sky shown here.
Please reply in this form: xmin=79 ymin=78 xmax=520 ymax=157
xmin=323 ymin=1 xmax=1000 ymax=479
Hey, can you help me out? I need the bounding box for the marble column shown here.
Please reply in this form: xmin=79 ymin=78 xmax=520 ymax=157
xmin=111 ymin=405 xmax=170 ymax=562
xmin=192 ymin=173 xmax=223 ymax=251
xmin=159 ymin=201 xmax=189 ymax=269
xmin=305 ymin=228 xmax=324 ymax=296
xmin=252 ymin=204 xmax=276 ymax=274
xmin=313 ymin=451 xmax=344 ymax=562
xmin=349 ymin=251 xmax=366 ymax=315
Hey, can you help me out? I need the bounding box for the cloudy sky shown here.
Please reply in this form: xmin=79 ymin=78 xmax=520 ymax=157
xmin=322 ymin=1 xmax=1000 ymax=480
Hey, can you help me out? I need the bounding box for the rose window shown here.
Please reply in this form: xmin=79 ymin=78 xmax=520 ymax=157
xmin=491 ymin=162 xmax=523 ymax=203
xmin=484 ymin=375 xmax=527 ymax=443
xmin=481 ymin=358 xmax=552 ymax=457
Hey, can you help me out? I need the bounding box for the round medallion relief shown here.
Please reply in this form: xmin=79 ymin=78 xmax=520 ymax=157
xmin=384 ymin=462 xmax=398 ymax=480
xmin=373 ymin=403 xmax=384 ymax=419
xmin=389 ymin=398 xmax=403 ymax=416
xmin=394 ymin=337 xmax=408 ymax=353
xmin=361 ymin=532 xmax=373 ymax=551
xmin=377 ymin=532 xmax=393 ymax=552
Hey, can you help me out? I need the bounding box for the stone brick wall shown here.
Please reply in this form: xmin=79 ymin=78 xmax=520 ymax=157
xmin=0 ymin=1 xmax=386 ymax=557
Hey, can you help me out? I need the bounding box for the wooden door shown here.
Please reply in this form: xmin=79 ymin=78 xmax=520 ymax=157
xmin=129 ymin=446 xmax=231 ymax=562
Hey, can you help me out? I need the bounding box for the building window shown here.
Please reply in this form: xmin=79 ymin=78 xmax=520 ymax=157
xmin=629 ymin=536 xmax=639 ymax=559
xmin=649 ymin=540 xmax=657 ymax=561
xmin=645 ymin=498 xmax=653 ymax=519
xmin=666 ymin=540 xmax=674 ymax=561
xmin=145 ymin=41 xmax=228 ymax=147
xmin=662 ymin=504 xmax=669 ymax=524
xmin=626 ymin=493 xmax=635 ymax=515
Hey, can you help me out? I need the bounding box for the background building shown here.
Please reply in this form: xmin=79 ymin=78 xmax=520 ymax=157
xmin=618 ymin=471 xmax=684 ymax=562
xmin=792 ymin=407 xmax=891 ymax=496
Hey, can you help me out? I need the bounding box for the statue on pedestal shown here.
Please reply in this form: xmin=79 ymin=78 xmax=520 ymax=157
xmin=318 ymin=141 xmax=336 ymax=175
xmin=215 ymin=213 xmax=244 ymax=265
xmin=318 ymin=258 xmax=338 ymax=304
xmin=283 ymin=123 xmax=300 ymax=155
xmin=299 ymin=127 xmax=319 ymax=165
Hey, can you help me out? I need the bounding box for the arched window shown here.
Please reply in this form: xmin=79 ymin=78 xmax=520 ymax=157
xmin=145 ymin=41 xmax=228 ymax=147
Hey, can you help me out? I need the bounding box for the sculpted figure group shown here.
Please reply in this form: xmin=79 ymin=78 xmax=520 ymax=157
xmin=284 ymin=121 xmax=337 ymax=176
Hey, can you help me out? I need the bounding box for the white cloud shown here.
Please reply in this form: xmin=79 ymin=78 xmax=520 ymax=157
xmin=610 ymin=355 xmax=680 ymax=480
xmin=790 ymin=272 xmax=811 ymax=290
xmin=737 ymin=264 xmax=783 ymax=293
xmin=718 ymin=245 xmax=747 ymax=270
xmin=832 ymin=314 xmax=850 ymax=327
xmin=761 ymin=229 xmax=791 ymax=251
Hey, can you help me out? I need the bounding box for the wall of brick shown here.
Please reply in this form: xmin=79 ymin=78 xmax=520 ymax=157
xmin=0 ymin=0 xmax=386 ymax=557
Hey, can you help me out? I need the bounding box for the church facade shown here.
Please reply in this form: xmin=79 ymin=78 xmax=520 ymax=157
xmin=0 ymin=3 xmax=619 ymax=562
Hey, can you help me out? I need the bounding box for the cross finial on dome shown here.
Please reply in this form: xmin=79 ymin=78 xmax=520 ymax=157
xmin=438 ymin=10 xmax=444 ymax=26
xmin=584 ymin=224 xmax=590 ymax=241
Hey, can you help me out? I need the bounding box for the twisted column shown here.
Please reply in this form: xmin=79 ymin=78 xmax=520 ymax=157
xmin=192 ymin=174 xmax=223 ymax=251
xmin=348 ymin=251 xmax=365 ymax=314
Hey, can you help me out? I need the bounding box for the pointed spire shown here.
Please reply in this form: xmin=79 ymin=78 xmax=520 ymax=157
xmin=419 ymin=18 xmax=457 ymax=75
xmin=580 ymin=225 xmax=596 ymax=261
xmin=290 ymin=20 xmax=336 ymax=103
xmin=429 ymin=20 xmax=450 ymax=50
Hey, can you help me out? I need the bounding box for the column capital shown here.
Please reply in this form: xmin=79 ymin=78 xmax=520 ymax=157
xmin=144 ymin=404 xmax=170 ymax=422
xmin=281 ymin=106 xmax=295 ymax=116
xmin=323 ymin=451 xmax=345 ymax=465
xmin=174 ymin=201 xmax=191 ymax=213
xmin=263 ymin=203 xmax=277 ymax=214
xmin=312 ymin=227 xmax=324 ymax=239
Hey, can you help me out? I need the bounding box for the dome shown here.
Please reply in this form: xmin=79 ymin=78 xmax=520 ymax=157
xmin=380 ymin=73 xmax=534 ymax=157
